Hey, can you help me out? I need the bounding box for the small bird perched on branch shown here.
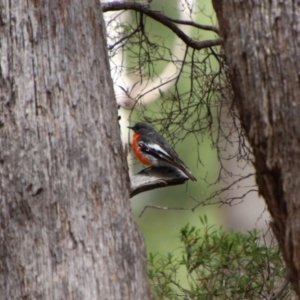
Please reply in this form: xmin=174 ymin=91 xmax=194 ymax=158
xmin=128 ymin=122 xmax=197 ymax=181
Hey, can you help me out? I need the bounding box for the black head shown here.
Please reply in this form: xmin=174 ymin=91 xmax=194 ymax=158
xmin=128 ymin=122 xmax=157 ymax=135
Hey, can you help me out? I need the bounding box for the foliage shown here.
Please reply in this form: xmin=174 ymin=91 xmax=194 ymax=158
xmin=105 ymin=1 xmax=226 ymax=142
xmin=148 ymin=216 xmax=294 ymax=299
xmin=104 ymin=1 xmax=256 ymax=208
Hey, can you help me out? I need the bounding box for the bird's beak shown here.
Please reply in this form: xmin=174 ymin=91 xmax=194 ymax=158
xmin=127 ymin=126 xmax=133 ymax=129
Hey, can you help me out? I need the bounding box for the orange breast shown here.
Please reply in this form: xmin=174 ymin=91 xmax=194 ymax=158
xmin=132 ymin=133 xmax=151 ymax=165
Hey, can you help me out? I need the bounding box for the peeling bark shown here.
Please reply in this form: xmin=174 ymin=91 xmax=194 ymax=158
xmin=130 ymin=167 xmax=188 ymax=198
xmin=0 ymin=0 xmax=153 ymax=299
xmin=212 ymin=0 xmax=300 ymax=295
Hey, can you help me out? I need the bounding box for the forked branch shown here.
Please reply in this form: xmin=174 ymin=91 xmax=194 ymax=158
xmin=102 ymin=2 xmax=222 ymax=50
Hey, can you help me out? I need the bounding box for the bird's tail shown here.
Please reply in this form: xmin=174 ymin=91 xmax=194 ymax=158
xmin=173 ymin=159 xmax=197 ymax=181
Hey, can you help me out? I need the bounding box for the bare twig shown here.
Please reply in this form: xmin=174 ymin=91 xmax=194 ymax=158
xmin=164 ymin=16 xmax=220 ymax=35
xmin=138 ymin=204 xmax=192 ymax=218
xmin=102 ymin=2 xmax=222 ymax=50
xmin=108 ymin=26 xmax=140 ymax=50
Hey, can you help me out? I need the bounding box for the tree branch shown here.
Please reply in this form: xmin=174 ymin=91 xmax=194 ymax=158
xmin=102 ymin=2 xmax=222 ymax=50
xmin=164 ymin=16 xmax=220 ymax=35
xmin=130 ymin=167 xmax=188 ymax=198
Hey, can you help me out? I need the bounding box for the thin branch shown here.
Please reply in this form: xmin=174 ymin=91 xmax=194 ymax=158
xmin=102 ymin=2 xmax=222 ymax=50
xmin=164 ymin=16 xmax=220 ymax=35
xmin=138 ymin=205 xmax=192 ymax=218
xmin=130 ymin=166 xmax=188 ymax=198
xmin=108 ymin=26 xmax=140 ymax=50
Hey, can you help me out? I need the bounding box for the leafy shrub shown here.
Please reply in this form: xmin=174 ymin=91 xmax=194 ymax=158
xmin=148 ymin=216 xmax=294 ymax=299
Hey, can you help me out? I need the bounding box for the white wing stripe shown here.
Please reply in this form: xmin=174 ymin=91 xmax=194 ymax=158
xmin=147 ymin=143 xmax=172 ymax=158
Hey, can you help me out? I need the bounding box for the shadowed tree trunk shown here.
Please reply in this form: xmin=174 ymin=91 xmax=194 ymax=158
xmin=0 ymin=0 xmax=153 ymax=299
xmin=212 ymin=0 xmax=300 ymax=296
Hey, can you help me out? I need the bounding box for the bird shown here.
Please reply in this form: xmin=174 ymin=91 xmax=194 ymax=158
xmin=128 ymin=122 xmax=197 ymax=181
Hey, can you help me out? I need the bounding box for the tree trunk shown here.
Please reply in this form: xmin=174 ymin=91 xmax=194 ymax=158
xmin=0 ymin=0 xmax=153 ymax=299
xmin=212 ymin=0 xmax=300 ymax=296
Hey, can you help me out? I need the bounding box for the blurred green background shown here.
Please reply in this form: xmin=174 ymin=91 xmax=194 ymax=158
xmin=124 ymin=0 xmax=222 ymax=259
xmin=103 ymin=0 xmax=270 ymax=294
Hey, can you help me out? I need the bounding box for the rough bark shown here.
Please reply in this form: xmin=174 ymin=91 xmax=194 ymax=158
xmin=212 ymin=0 xmax=300 ymax=295
xmin=0 ymin=0 xmax=153 ymax=299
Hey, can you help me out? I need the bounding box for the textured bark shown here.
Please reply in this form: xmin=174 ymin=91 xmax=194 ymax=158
xmin=212 ymin=0 xmax=300 ymax=295
xmin=0 ymin=0 xmax=153 ymax=299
